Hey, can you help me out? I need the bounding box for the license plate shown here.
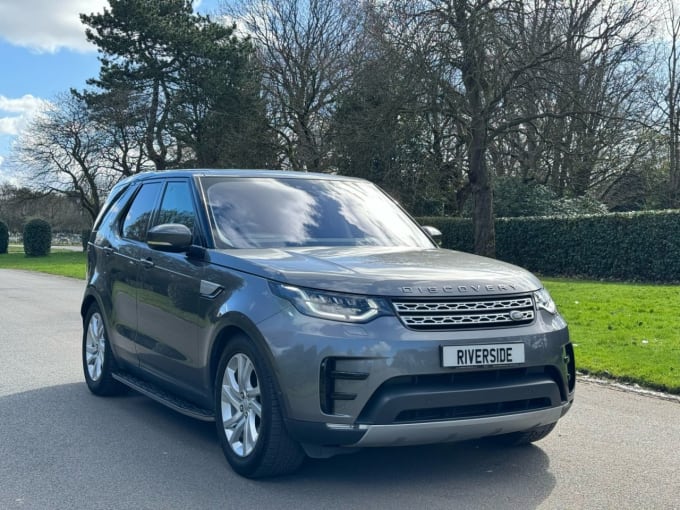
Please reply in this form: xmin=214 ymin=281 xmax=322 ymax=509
xmin=442 ymin=344 xmax=525 ymax=368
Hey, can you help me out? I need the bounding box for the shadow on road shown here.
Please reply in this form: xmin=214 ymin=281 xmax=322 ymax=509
xmin=0 ymin=383 xmax=556 ymax=509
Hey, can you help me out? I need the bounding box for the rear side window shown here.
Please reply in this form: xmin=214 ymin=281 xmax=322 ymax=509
xmin=122 ymin=182 xmax=161 ymax=241
xmin=92 ymin=182 xmax=130 ymax=232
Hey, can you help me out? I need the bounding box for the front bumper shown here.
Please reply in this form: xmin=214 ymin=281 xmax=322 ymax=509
xmin=257 ymin=303 xmax=575 ymax=448
xmin=284 ymin=377 xmax=573 ymax=452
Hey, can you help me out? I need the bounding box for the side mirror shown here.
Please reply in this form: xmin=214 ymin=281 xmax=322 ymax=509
xmin=422 ymin=225 xmax=442 ymax=246
xmin=147 ymin=223 xmax=193 ymax=252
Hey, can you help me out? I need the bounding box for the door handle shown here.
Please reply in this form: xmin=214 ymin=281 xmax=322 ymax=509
xmin=140 ymin=258 xmax=154 ymax=268
xmin=102 ymin=246 xmax=114 ymax=256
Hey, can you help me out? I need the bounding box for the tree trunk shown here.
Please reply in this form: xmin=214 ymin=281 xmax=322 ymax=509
xmin=469 ymin=116 xmax=496 ymax=258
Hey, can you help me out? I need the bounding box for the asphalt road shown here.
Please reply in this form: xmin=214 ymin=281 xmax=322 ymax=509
xmin=1 ymin=269 xmax=679 ymax=510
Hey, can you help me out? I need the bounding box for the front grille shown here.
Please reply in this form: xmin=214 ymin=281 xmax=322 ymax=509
xmin=392 ymin=295 xmax=535 ymax=331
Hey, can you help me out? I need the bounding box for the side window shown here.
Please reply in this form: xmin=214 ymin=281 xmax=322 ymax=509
xmin=94 ymin=186 xmax=135 ymax=245
xmin=93 ymin=182 xmax=130 ymax=232
xmin=154 ymin=181 xmax=196 ymax=232
xmin=122 ymin=182 xmax=161 ymax=241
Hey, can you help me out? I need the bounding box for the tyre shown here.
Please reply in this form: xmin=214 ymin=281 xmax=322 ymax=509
xmin=490 ymin=422 xmax=557 ymax=447
xmin=82 ymin=303 xmax=124 ymax=396
xmin=215 ymin=335 xmax=305 ymax=478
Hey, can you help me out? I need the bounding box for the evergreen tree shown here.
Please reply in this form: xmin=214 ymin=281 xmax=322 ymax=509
xmin=81 ymin=0 xmax=275 ymax=170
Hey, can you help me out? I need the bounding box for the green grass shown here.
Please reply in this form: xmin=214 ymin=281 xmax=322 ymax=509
xmin=0 ymin=246 xmax=86 ymax=279
xmin=544 ymin=278 xmax=680 ymax=394
xmin=1 ymin=247 xmax=678 ymax=393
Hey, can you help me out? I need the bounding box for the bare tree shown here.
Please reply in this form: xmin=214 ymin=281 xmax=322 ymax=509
xmin=223 ymin=0 xmax=363 ymax=170
xmin=82 ymin=88 xmax=151 ymax=178
xmin=497 ymin=0 xmax=657 ymax=205
xmin=387 ymin=0 xmax=654 ymax=256
xmin=10 ymin=94 xmax=112 ymax=222
xmin=330 ymin=1 xmax=469 ymax=215
xmin=9 ymin=93 xmax=146 ymax=222
xmin=660 ymin=0 xmax=680 ymax=206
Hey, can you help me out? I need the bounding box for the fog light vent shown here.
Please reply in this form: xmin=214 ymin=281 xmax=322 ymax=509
xmin=320 ymin=358 xmax=368 ymax=414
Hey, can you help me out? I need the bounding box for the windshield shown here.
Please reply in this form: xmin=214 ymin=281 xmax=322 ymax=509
xmin=200 ymin=176 xmax=434 ymax=249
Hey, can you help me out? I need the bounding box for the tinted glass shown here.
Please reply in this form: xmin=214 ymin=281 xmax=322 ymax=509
xmin=155 ymin=181 xmax=196 ymax=232
xmin=122 ymin=182 xmax=161 ymax=241
xmin=201 ymin=177 xmax=433 ymax=249
xmin=94 ymin=185 xmax=135 ymax=245
xmin=92 ymin=181 xmax=130 ymax=231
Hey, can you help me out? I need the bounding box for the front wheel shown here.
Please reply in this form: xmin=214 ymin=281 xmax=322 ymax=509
xmin=82 ymin=303 xmax=123 ymax=396
xmin=215 ymin=335 xmax=305 ymax=478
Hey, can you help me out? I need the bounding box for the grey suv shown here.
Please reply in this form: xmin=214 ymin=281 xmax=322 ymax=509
xmin=82 ymin=170 xmax=575 ymax=478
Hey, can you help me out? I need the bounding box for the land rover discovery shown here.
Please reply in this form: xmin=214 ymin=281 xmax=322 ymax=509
xmin=81 ymin=170 xmax=575 ymax=478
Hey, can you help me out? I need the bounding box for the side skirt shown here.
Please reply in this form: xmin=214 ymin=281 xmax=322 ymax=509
xmin=112 ymin=371 xmax=215 ymax=422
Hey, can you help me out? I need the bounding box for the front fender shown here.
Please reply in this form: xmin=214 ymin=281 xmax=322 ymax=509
xmin=197 ymin=273 xmax=293 ymax=417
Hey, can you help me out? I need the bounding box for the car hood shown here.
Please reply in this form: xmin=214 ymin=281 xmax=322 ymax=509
xmin=207 ymin=246 xmax=542 ymax=297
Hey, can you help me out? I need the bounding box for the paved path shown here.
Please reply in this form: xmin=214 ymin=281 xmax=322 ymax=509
xmin=0 ymin=269 xmax=678 ymax=509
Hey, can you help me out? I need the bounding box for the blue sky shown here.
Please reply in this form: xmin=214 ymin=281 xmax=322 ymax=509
xmin=0 ymin=0 xmax=220 ymax=183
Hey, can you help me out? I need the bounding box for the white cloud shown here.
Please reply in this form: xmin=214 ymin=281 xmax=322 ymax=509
xmin=0 ymin=117 xmax=21 ymax=136
xmin=0 ymin=95 xmax=48 ymax=115
xmin=0 ymin=95 xmax=50 ymax=135
xmin=0 ymin=0 xmax=108 ymax=53
xmin=0 ymin=95 xmax=49 ymax=186
xmin=0 ymin=0 xmax=216 ymax=54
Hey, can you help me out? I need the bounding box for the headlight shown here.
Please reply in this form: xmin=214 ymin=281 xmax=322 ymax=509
xmin=270 ymin=283 xmax=390 ymax=323
xmin=534 ymin=288 xmax=557 ymax=314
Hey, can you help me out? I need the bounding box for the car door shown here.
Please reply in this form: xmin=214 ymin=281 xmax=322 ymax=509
xmin=135 ymin=179 xmax=206 ymax=398
xmin=103 ymin=181 xmax=163 ymax=368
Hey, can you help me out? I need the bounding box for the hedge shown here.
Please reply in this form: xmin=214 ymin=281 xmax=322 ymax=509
xmin=417 ymin=210 xmax=680 ymax=282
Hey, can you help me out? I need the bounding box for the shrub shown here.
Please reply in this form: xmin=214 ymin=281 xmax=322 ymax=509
xmin=0 ymin=220 xmax=8 ymax=254
xmin=23 ymin=218 xmax=52 ymax=257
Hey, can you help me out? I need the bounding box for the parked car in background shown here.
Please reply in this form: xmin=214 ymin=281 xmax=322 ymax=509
xmin=81 ymin=170 xmax=575 ymax=478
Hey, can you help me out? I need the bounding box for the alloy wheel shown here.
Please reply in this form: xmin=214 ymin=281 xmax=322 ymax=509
xmin=220 ymin=352 xmax=262 ymax=457
xmin=85 ymin=312 xmax=106 ymax=382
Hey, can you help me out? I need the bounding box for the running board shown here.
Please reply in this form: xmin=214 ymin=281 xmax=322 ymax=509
xmin=112 ymin=371 xmax=215 ymax=422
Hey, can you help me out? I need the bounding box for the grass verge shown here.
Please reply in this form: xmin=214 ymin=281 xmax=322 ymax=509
xmin=0 ymin=247 xmax=86 ymax=279
xmin=544 ymin=278 xmax=680 ymax=394
xmin=0 ymin=250 xmax=677 ymax=394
